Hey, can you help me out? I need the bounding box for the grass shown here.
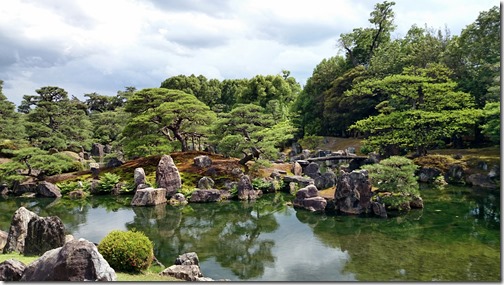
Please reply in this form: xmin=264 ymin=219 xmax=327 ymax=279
xmin=0 ymin=253 xmax=181 ymax=281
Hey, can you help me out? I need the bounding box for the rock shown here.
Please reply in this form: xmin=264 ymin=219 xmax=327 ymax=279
xmin=160 ymin=265 xmax=202 ymax=281
xmin=24 ymin=216 xmax=66 ymax=256
xmin=134 ymin=167 xmax=147 ymax=188
xmin=291 ymin=142 xmax=302 ymax=155
xmin=417 ymin=167 xmax=442 ymax=183
xmin=104 ymin=144 xmax=112 ymax=154
xmin=89 ymin=163 xmax=100 ymax=180
xmin=90 ymin=143 xmax=104 ymax=158
xmin=105 ymin=157 xmax=124 ymax=168
xmin=169 ymin=193 xmax=188 ymax=206
xmin=193 ymin=155 xmax=212 ymax=168
xmin=304 ymin=162 xmax=320 ymax=179
xmin=371 ymin=202 xmax=387 ymax=218
xmin=3 ymin=207 xmax=39 ymax=254
xmin=452 ymin=153 xmax=463 ymax=159
xmin=12 ymin=182 xmax=37 ymax=196
xmin=409 ymin=196 xmax=424 ymax=208
xmin=314 ymin=171 xmax=336 ymax=190
xmin=175 ymin=252 xmax=199 ymax=266
xmin=445 ymin=164 xmax=465 ymax=184
xmin=197 ymin=177 xmax=214 ymax=190
xmin=301 ymin=149 xmax=311 ymax=158
xmin=0 ymin=259 xmax=26 ymax=281
xmin=301 ymin=197 xmax=327 ymax=212
xmin=291 ymin=161 xmax=303 ymax=176
xmin=237 ymin=175 xmax=262 ymax=200
xmin=65 ymin=235 xmax=75 ymax=243
xmin=131 ymin=188 xmax=168 ymax=206
xmin=346 ymin=147 xmax=356 ymax=154
xmin=477 ymin=161 xmax=488 ymax=171
xmin=467 ymin=174 xmax=498 ymax=189
xmin=231 ymin=167 xmax=243 ymax=176
xmin=0 ymin=230 xmax=7 ymax=251
xmin=334 ymin=170 xmax=373 ymax=215
xmin=21 ymin=239 xmax=116 ymax=281
xmin=293 ymin=185 xmax=326 ymax=212
xmin=36 ymin=181 xmax=62 ymax=198
xmin=283 ymin=175 xmax=314 ymax=189
xmin=68 ymin=189 xmax=86 ymax=199
xmin=156 ymin=155 xmax=182 ymax=198
xmin=189 ymin=189 xmax=222 ymax=203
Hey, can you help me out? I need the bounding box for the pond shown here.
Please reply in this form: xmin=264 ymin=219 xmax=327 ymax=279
xmin=0 ymin=184 xmax=500 ymax=282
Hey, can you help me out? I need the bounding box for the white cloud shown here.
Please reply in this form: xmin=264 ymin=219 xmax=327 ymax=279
xmin=0 ymin=0 xmax=498 ymax=106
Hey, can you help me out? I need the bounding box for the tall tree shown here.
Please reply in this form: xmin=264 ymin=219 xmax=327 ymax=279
xmin=123 ymin=88 xmax=216 ymax=156
xmin=443 ymin=6 xmax=500 ymax=107
xmin=338 ymin=1 xmax=396 ymax=67
xmin=211 ymin=104 xmax=295 ymax=165
xmin=348 ymin=64 xmax=483 ymax=156
xmin=0 ymin=80 xmax=25 ymax=141
xmin=18 ymin=86 xmax=92 ymax=151
xmin=291 ymin=56 xmax=349 ymax=136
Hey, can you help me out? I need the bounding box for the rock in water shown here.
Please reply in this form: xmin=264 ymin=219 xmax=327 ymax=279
xmin=131 ymin=188 xmax=168 ymax=206
xmin=237 ymin=175 xmax=261 ymax=200
xmin=156 ymin=155 xmax=182 ymax=198
xmin=36 ymin=181 xmax=62 ymax=198
xmin=334 ymin=170 xmax=372 ymax=215
xmin=21 ymin=239 xmax=116 ymax=281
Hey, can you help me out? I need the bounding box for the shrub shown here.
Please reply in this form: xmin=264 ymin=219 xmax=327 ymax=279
xmin=98 ymin=173 xmax=121 ymax=193
xmin=98 ymin=230 xmax=154 ymax=273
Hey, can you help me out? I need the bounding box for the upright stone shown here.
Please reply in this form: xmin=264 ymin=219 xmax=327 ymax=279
xmin=193 ymin=155 xmax=212 ymax=168
xmin=156 ymin=155 xmax=182 ymax=198
xmin=304 ymin=162 xmax=320 ymax=179
xmin=21 ymin=239 xmax=116 ymax=281
xmin=197 ymin=177 xmax=214 ymax=189
xmin=291 ymin=161 xmax=303 ymax=176
xmin=237 ymin=175 xmax=261 ymax=200
xmin=24 ymin=216 xmax=66 ymax=256
xmin=3 ymin=207 xmax=38 ymax=254
xmin=90 ymin=143 xmax=104 ymax=158
xmin=134 ymin=167 xmax=147 ymax=189
xmin=334 ymin=170 xmax=373 ymax=215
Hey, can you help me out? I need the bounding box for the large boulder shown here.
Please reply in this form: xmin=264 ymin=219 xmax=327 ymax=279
xmin=193 ymin=155 xmax=212 ymax=168
xmin=12 ymin=182 xmax=37 ymax=196
xmin=134 ymin=167 xmax=147 ymax=189
xmin=3 ymin=207 xmax=39 ymax=254
xmin=24 ymin=216 xmax=66 ymax=256
xmin=304 ymin=162 xmax=320 ymax=179
xmin=36 ymin=181 xmax=62 ymax=198
xmin=371 ymin=202 xmax=387 ymax=218
xmin=466 ymin=173 xmax=498 ymax=189
xmin=417 ymin=167 xmax=441 ymax=183
xmin=237 ymin=175 xmax=262 ymax=200
xmin=334 ymin=170 xmax=373 ymax=215
xmin=314 ymin=171 xmax=336 ymax=190
xmin=156 ymin=155 xmax=182 ymax=198
xmin=445 ymin=164 xmax=465 ymax=184
xmin=189 ymin=189 xmax=222 ymax=203
xmin=21 ymin=239 xmax=116 ymax=281
xmin=0 ymin=259 xmax=26 ymax=281
xmin=131 ymin=188 xmax=168 ymax=206
xmin=105 ymin=157 xmax=124 ymax=168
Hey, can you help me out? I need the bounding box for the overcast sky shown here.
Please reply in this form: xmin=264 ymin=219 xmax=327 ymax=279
xmin=0 ymin=0 xmax=499 ymax=106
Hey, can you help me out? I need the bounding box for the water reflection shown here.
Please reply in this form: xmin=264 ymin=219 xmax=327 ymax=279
xmin=0 ymin=185 xmax=499 ymax=282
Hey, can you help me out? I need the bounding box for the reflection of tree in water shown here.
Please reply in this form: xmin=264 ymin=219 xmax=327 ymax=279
xmin=126 ymin=193 xmax=287 ymax=280
xmin=293 ymin=186 xmax=501 ymax=281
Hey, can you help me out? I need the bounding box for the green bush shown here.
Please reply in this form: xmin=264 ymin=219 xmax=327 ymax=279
xmin=98 ymin=172 xmax=121 ymax=193
xmin=98 ymin=230 xmax=154 ymax=273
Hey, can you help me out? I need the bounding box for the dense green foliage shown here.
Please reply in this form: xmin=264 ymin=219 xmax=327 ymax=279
xmin=0 ymin=1 xmax=499 ymax=187
xmin=364 ymin=156 xmax=419 ymax=208
xmin=98 ymin=230 xmax=154 ymax=273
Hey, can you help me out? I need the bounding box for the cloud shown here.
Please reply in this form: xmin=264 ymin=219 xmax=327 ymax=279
xmin=0 ymin=0 xmax=497 ymax=107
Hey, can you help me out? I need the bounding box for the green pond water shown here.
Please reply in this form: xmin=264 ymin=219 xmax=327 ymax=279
xmin=0 ymin=184 xmax=500 ymax=281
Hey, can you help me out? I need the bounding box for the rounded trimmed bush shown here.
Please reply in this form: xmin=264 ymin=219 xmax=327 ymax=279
xmin=98 ymin=230 xmax=154 ymax=273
